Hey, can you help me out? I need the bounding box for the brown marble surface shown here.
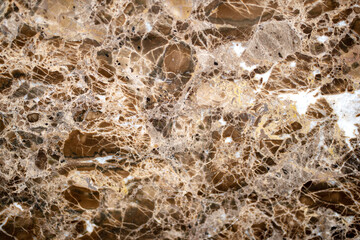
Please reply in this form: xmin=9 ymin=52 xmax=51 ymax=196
xmin=0 ymin=0 xmax=360 ymax=239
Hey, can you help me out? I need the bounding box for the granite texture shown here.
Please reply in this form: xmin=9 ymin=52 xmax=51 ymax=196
xmin=0 ymin=0 xmax=360 ymax=239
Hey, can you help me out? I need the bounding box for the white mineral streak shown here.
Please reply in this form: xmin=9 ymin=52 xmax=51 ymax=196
xmin=279 ymin=89 xmax=360 ymax=139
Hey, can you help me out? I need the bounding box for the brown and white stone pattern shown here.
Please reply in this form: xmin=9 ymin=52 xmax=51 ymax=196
xmin=0 ymin=0 xmax=360 ymax=239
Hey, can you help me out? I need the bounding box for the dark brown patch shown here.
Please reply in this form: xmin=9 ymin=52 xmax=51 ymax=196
xmin=27 ymin=113 xmax=39 ymax=123
xmin=307 ymin=0 xmax=339 ymax=19
xmin=300 ymin=181 xmax=358 ymax=215
xmin=306 ymin=98 xmax=333 ymax=119
xmin=11 ymin=69 xmax=26 ymax=79
xmin=310 ymin=43 xmax=326 ymax=55
xmin=163 ymin=44 xmax=193 ymax=76
xmin=131 ymin=33 xmax=168 ymax=62
xmin=263 ymin=139 xmax=283 ymax=155
xmin=206 ymin=1 xmax=273 ymax=27
xmin=351 ymin=17 xmax=360 ymax=35
xmin=64 ymin=185 xmax=100 ymax=209
xmin=274 ymin=122 xmax=302 ymax=135
xmin=222 ymin=125 xmax=243 ymax=143
xmin=123 ymin=206 xmax=152 ymax=229
xmin=97 ymin=64 xmax=115 ymax=78
xmin=0 ymin=119 xmax=5 ymax=133
xmin=320 ymin=78 xmax=352 ymax=95
xmin=32 ymin=66 xmax=65 ymax=84
xmin=0 ymin=73 xmax=13 ymax=93
xmin=63 ymin=130 xmax=119 ymax=158
xmin=35 ymin=149 xmax=47 ymax=170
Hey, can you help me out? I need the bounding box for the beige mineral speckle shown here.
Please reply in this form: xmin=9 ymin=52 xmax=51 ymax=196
xmin=164 ymin=0 xmax=193 ymax=20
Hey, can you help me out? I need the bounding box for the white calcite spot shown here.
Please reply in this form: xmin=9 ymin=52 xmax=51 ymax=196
xmin=123 ymin=175 xmax=134 ymax=184
xmin=225 ymin=137 xmax=233 ymax=143
xmin=97 ymin=95 xmax=107 ymax=102
xmin=312 ymin=69 xmax=321 ymax=76
xmin=94 ymin=155 xmax=113 ymax=164
xmin=326 ymin=90 xmax=360 ymax=139
xmin=13 ymin=202 xmax=24 ymax=211
xmin=278 ymin=89 xmax=319 ymax=115
xmin=85 ymin=220 xmax=96 ymax=233
xmin=290 ymin=61 xmax=296 ymax=68
xmin=231 ymin=42 xmax=246 ymax=57
xmin=145 ymin=21 xmax=152 ymax=32
xmin=219 ymin=117 xmax=227 ymax=126
xmin=255 ymin=63 xmax=277 ymax=86
xmin=240 ymin=62 xmax=257 ymax=72
xmin=310 ymin=121 xmax=317 ymax=130
xmin=0 ymin=217 xmax=8 ymax=228
xmin=317 ymin=36 xmax=329 ymax=43
xmin=335 ymin=21 xmax=347 ymax=27
xmin=279 ymin=89 xmax=360 ymax=139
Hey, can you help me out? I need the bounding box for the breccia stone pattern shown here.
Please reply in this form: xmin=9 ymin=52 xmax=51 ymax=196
xmin=0 ymin=0 xmax=360 ymax=239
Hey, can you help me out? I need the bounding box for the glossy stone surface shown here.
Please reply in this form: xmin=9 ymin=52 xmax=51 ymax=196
xmin=0 ymin=0 xmax=360 ymax=239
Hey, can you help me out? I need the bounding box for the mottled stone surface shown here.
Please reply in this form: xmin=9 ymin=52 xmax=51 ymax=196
xmin=0 ymin=0 xmax=360 ymax=239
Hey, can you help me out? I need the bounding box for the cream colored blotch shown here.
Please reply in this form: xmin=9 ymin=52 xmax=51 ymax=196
xmin=164 ymin=0 xmax=192 ymax=20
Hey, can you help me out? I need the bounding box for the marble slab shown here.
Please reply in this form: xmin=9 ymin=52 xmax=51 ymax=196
xmin=0 ymin=0 xmax=360 ymax=239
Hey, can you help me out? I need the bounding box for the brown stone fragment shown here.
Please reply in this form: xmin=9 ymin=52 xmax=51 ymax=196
xmin=341 ymin=150 xmax=360 ymax=174
xmin=211 ymin=170 xmax=244 ymax=192
xmin=320 ymin=78 xmax=352 ymax=95
xmin=0 ymin=73 xmax=12 ymax=93
xmin=75 ymin=221 xmax=86 ymax=234
xmin=150 ymin=118 xmax=172 ymax=137
xmin=132 ymin=33 xmax=168 ymax=62
xmin=163 ymin=43 xmax=193 ymax=76
xmin=222 ymin=125 xmax=243 ymax=143
xmin=251 ymin=222 xmax=273 ymax=240
xmin=95 ymin=9 xmax=112 ymax=25
xmin=35 ymin=149 xmax=47 ymax=169
xmin=310 ymin=43 xmax=326 ymax=55
xmin=27 ymin=87 xmax=45 ymax=99
xmin=301 ymin=23 xmax=313 ymax=34
xmin=63 ymin=130 xmax=119 ymax=158
xmin=64 ymin=185 xmax=100 ymax=209
xmin=338 ymin=34 xmax=355 ymax=53
xmin=332 ymin=8 xmax=352 ymax=23
xmin=351 ymin=17 xmax=360 ymax=35
xmin=11 ymin=24 xmax=37 ymax=49
xmin=12 ymin=82 xmax=29 ymax=98
xmin=242 ymin=21 xmax=300 ymax=64
xmin=274 ymin=122 xmax=302 ymax=135
xmin=16 ymin=131 xmax=43 ymax=147
xmin=32 ymin=66 xmax=65 ymax=84
xmin=19 ymin=24 xmax=37 ymax=37
xmin=263 ymin=139 xmax=283 ymax=155
xmin=11 ymin=69 xmax=25 ymax=79
xmin=97 ymin=49 xmax=112 ymax=64
xmin=123 ymin=206 xmax=152 ymax=229
xmin=307 ymin=0 xmax=339 ymax=19
xmin=350 ymin=17 xmax=360 ymax=35
xmin=206 ymin=0 xmax=273 ymax=27
xmin=188 ymin=27 xmax=251 ymax=48
xmin=0 ymin=119 xmax=5 ymax=133
xmin=1 ymin=217 xmax=36 ymax=240
xmin=27 ymin=113 xmax=39 ymax=122
xmin=212 ymin=131 xmax=221 ymax=142
xmin=306 ymin=98 xmax=333 ymax=119
xmin=97 ymin=64 xmax=115 ymax=78
xmin=300 ymin=181 xmax=358 ymax=215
